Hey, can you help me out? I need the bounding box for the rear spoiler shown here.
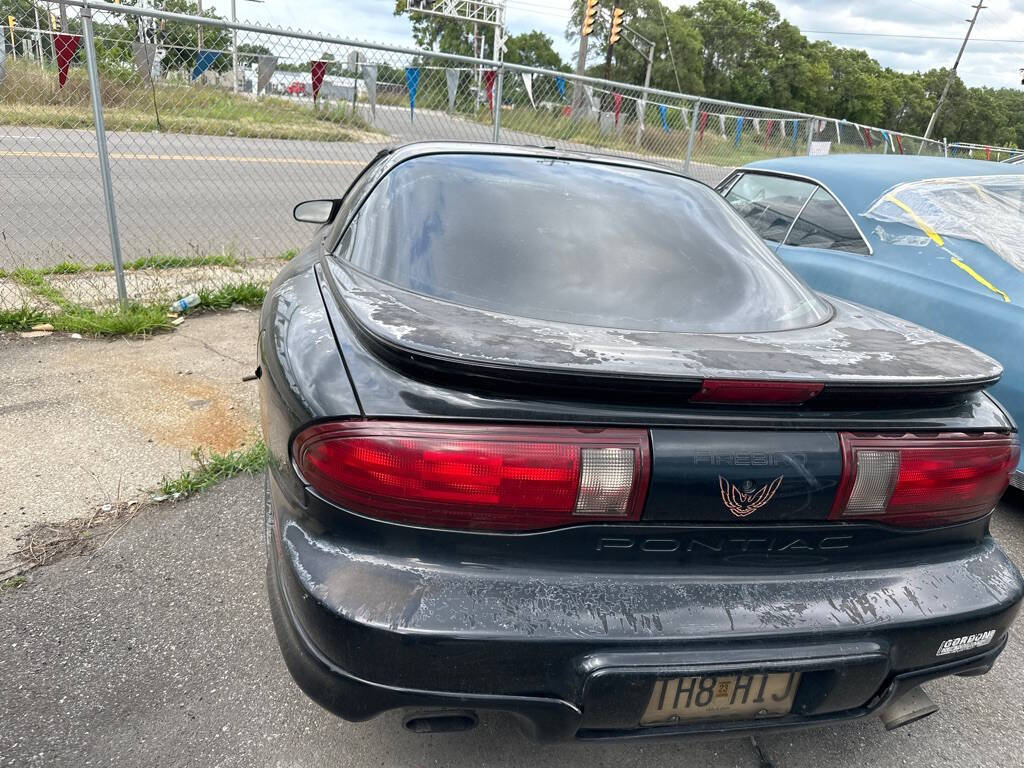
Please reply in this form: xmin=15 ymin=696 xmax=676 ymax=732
xmin=325 ymin=259 xmax=1002 ymax=400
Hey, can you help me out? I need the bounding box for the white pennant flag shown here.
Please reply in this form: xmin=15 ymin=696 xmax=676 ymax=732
xmin=679 ymin=105 xmax=689 ymax=129
xmin=780 ymin=119 xmax=786 ymax=137
xmin=361 ymin=64 xmax=378 ymax=120
xmin=583 ymin=84 xmax=596 ymax=111
xmin=445 ymin=68 xmax=459 ymax=113
xmin=834 ymin=119 xmax=842 ymax=144
xmin=257 ymin=55 xmax=278 ymax=96
xmin=521 ymin=72 xmax=535 ymax=107
xmin=753 ymin=117 xmax=761 ymax=134
xmin=718 ymin=113 xmax=726 ymax=136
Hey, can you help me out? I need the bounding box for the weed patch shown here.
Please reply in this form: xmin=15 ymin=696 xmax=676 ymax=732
xmin=159 ymin=442 xmax=268 ymax=498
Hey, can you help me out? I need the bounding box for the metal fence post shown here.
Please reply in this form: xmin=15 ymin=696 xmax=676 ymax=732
xmin=82 ymin=3 xmax=128 ymax=310
xmin=491 ymin=65 xmax=504 ymax=143
xmin=943 ymin=138 xmax=949 ymax=158
xmin=682 ymin=99 xmax=700 ymax=177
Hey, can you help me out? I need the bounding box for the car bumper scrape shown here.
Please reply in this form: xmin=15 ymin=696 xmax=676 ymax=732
xmin=266 ymin=495 xmax=1023 ymax=741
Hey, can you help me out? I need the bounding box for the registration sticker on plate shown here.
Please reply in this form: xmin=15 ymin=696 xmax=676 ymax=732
xmin=641 ymin=672 xmax=800 ymax=725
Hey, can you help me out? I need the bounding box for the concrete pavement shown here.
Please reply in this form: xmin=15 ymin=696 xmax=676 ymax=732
xmin=1 ymin=474 xmax=1022 ymax=767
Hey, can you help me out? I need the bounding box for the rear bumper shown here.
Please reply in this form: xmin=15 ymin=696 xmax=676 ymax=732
xmin=266 ymin=480 xmax=1023 ymax=742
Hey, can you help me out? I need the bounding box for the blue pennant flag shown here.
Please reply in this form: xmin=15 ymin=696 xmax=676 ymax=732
xmin=555 ymin=76 xmax=566 ymax=99
xmin=658 ymin=104 xmax=669 ymax=133
xmin=191 ymin=50 xmax=220 ymax=81
xmin=792 ymin=119 xmax=799 ymax=153
xmin=405 ymin=67 xmax=420 ymax=121
xmin=734 ymin=116 xmax=744 ymax=147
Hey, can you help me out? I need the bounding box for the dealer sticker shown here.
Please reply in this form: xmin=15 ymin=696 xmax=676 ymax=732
xmin=936 ymin=630 xmax=996 ymax=657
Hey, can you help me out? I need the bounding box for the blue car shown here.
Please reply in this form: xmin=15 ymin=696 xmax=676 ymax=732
xmin=717 ymin=155 xmax=1024 ymax=488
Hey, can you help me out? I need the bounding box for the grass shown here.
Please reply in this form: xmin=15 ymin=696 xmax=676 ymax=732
xmin=196 ymin=281 xmax=267 ymax=310
xmin=0 ymin=575 xmax=28 ymax=592
xmin=159 ymin=442 xmax=269 ymax=498
xmin=1 ymin=60 xmax=375 ymax=142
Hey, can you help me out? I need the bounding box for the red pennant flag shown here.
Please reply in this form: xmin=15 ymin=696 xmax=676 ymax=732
xmin=698 ymin=111 xmax=708 ymax=143
xmin=863 ymin=127 xmax=873 ymax=148
xmin=986 ymin=146 xmax=991 ymax=160
xmin=613 ymin=92 xmax=622 ymax=126
xmin=311 ymin=60 xmax=327 ymax=102
xmin=55 ymin=34 xmax=80 ymax=89
xmin=484 ymin=70 xmax=496 ymax=113
xmin=763 ymin=119 xmax=774 ymax=150
xmin=895 ymin=134 xmax=904 ymax=154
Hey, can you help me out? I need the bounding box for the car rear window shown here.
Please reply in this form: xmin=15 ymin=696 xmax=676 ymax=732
xmin=334 ymin=153 xmax=831 ymax=333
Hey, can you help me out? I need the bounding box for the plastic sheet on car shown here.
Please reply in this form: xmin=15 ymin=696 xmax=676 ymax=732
xmin=863 ymin=175 xmax=1024 ymax=272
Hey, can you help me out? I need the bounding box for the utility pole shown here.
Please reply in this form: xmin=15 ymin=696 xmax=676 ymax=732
xmin=58 ymin=1 xmax=67 ymax=33
xmin=923 ymin=1 xmax=985 ymax=141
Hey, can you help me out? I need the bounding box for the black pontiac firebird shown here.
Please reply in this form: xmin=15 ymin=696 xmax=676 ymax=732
xmin=258 ymin=142 xmax=1022 ymax=742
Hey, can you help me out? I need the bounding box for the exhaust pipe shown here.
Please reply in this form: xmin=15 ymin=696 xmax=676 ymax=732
xmin=880 ymin=685 xmax=938 ymax=731
xmin=402 ymin=709 xmax=479 ymax=734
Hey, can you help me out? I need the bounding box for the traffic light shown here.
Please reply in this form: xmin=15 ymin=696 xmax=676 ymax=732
xmin=609 ymin=7 xmax=624 ymax=46
xmin=582 ymin=0 xmax=599 ymax=37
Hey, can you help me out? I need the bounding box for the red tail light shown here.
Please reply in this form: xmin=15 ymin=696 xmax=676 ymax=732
xmin=690 ymin=379 xmax=823 ymax=405
xmin=830 ymin=432 xmax=1019 ymax=528
xmin=293 ymin=421 xmax=651 ymax=531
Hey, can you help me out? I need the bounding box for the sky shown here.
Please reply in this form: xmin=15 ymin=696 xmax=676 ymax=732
xmin=201 ymin=0 xmax=1024 ymax=90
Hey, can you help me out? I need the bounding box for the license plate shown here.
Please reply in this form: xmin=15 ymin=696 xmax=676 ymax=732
xmin=641 ymin=672 xmax=800 ymax=725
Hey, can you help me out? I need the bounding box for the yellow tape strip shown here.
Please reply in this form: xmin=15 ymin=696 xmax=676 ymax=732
xmin=951 ymin=256 xmax=1011 ymax=302
xmin=883 ymin=193 xmax=944 ymax=246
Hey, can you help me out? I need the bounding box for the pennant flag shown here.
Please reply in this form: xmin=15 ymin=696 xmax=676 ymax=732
xmin=522 ymin=72 xmax=535 ymax=107
xmin=896 ymin=134 xmax=904 ymax=154
xmin=753 ymin=117 xmax=761 ymax=134
xmin=658 ymin=104 xmax=669 ymax=133
xmin=986 ymin=145 xmax=991 ymax=160
xmin=360 ymin=63 xmax=377 ymax=119
xmin=679 ymin=106 xmax=689 ymax=129
xmin=861 ymin=126 xmax=872 ymax=148
xmin=258 ymin=55 xmax=278 ymax=95
xmin=780 ymin=119 xmax=786 ymax=137
xmin=698 ymin=111 xmax=708 ymax=143
xmin=55 ymin=33 xmax=80 ymax=89
xmin=555 ymin=76 xmax=566 ymax=99
xmin=191 ymin=49 xmax=220 ymax=82
xmin=583 ymin=84 xmax=596 ymax=111
xmin=311 ymin=59 xmax=327 ymax=101
xmin=405 ymin=66 xmax=420 ymax=120
xmin=880 ymin=129 xmax=890 ymax=152
xmin=718 ymin=113 xmax=726 ymax=137
xmin=763 ymin=119 xmax=773 ymax=150
xmin=484 ymin=69 xmax=496 ymax=113
xmin=793 ymin=120 xmax=799 ymax=153
xmin=734 ymin=116 xmax=743 ymax=147
xmin=613 ymin=92 xmax=622 ymax=126
xmin=132 ymin=42 xmax=157 ymax=84
xmin=834 ymin=118 xmax=842 ymax=144
xmin=445 ymin=68 xmax=459 ymax=113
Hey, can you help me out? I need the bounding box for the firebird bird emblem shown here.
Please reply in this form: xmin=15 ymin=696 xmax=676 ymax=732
xmin=719 ymin=475 xmax=784 ymax=518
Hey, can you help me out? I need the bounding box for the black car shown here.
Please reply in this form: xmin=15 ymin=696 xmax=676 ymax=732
xmin=258 ymin=143 xmax=1022 ymax=742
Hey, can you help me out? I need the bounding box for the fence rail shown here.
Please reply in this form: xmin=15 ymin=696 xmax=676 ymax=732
xmin=0 ymin=0 xmax=1003 ymax=318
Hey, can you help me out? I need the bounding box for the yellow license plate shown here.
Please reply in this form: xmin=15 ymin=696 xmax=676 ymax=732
xmin=641 ymin=672 xmax=800 ymax=725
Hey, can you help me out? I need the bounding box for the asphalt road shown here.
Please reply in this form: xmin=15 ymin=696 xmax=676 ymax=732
xmin=1 ymin=113 xmax=727 ymax=272
xmin=2 ymin=475 xmax=1022 ymax=767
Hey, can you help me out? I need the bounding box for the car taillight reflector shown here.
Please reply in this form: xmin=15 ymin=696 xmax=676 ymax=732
xmin=690 ymin=379 xmax=824 ymax=405
xmin=292 ymin=421 xmax=650 ymax=531
xmin=830 ymin=432 xmax=1019 ymax=528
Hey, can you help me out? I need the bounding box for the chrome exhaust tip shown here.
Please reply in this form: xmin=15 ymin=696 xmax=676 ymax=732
xmin=402 ymin=709 xmax=479 ymax=734
xmin=880 ymin=685 xmax=938 ymax=731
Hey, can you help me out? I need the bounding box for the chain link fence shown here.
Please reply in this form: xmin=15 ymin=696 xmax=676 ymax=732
xmin=0 ymin=0 xmax=988 ymax=320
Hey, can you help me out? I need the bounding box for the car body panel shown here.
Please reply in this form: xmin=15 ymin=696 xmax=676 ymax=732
xmin=730 ymin=156 xmax=1024 ymax=478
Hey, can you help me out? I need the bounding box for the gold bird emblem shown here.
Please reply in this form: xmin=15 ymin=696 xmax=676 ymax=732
xmin=718 ymin=475 xmax=784 ymax=518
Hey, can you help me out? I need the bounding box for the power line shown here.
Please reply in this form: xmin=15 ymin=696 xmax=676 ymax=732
xmin=803 ymin=28 xmax=1021 ymax=43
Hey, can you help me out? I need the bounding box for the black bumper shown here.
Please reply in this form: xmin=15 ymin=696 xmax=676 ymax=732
xmin=265 ymin=480 xmax=1023 ymax=743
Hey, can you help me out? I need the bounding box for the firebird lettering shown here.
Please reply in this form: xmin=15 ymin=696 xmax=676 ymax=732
xmin=719 ymin=475 xmax=784 ymax=518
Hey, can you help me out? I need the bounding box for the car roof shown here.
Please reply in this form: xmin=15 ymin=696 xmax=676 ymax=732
xmin=378 ymin=141 xmax=687 ymax=180
xmin=745 ymin=154 xmax=1024 ymax=214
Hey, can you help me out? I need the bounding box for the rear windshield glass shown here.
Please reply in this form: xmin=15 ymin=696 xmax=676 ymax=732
xmin=335 ymin=154 xmax=831 ymax=333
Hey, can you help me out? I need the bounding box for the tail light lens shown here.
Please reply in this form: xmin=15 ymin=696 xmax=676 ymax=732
xmin=690 ymin=379 xmax=824 ymax=405
xmin=831 ymin=432 xmax=1019 ymax=528
xmin=293 ymin=421 xmax=650 ymax=531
